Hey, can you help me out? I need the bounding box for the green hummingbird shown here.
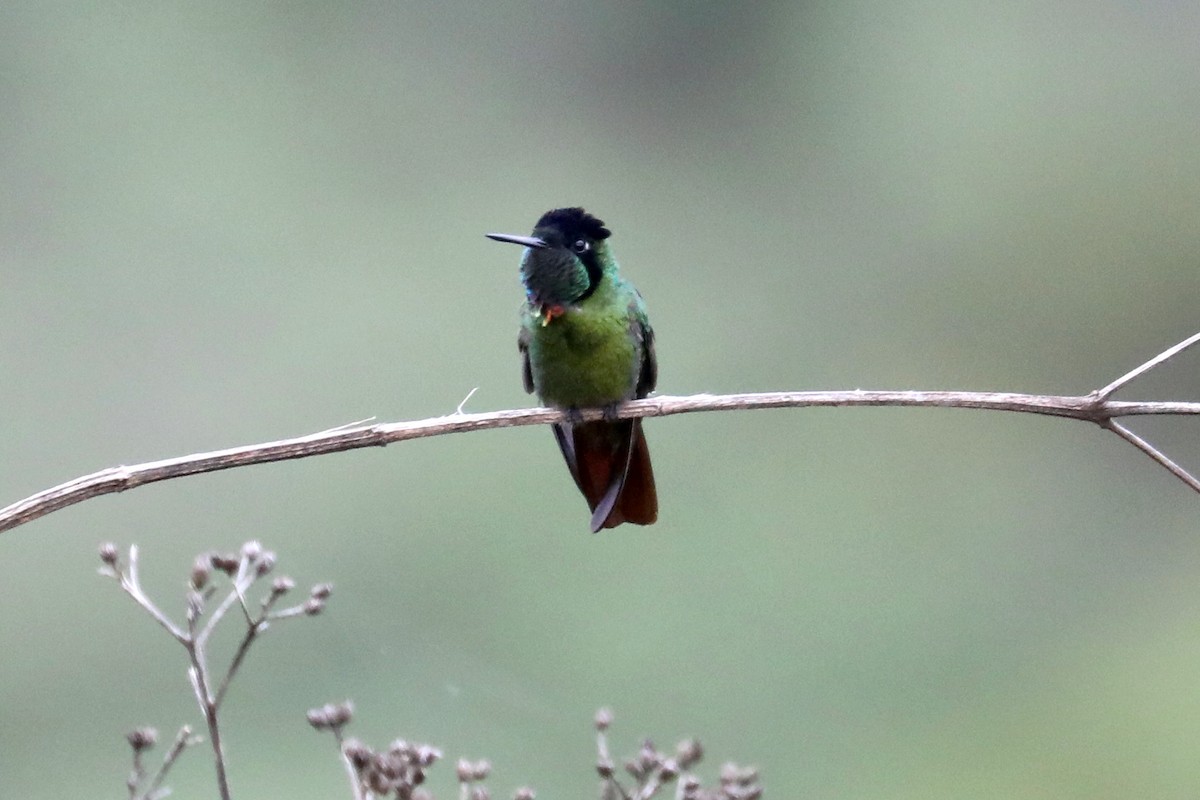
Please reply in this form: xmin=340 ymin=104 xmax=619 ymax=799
xmin=487 ymin=207 xmax=657 ymax=532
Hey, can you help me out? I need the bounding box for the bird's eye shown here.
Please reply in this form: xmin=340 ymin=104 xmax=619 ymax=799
xmin=572 ymin=239 xmax=590 ymax=254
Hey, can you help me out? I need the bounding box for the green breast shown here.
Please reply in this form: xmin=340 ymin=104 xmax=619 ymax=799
xmin=525 ymin=295 xmax=638 ymax=409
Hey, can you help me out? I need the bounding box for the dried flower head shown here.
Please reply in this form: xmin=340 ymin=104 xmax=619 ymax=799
xmin=99 ymin=542 xmax=119 ymax=567
xmin=594 ymin=707 xmax=613 ymax=731
xmin=307 ymin=701 xmax=353 ymax=730
xmin=676 ymin=738 xmax=704 ymax=769
xmin=190 ymin=556 xmax=212 ymax=589
xmin=255 ymin=550 xmax=277 ymax=576
xmin=126 ymin=727 xmax=158 ymax=752
xmin=211 ymin=553 xmax=239 ymax=575
xmin=303 ymin=598 xmax=326 ymax=616
xmin=342 ymin=738 xmax=373 ymax=771
xmin=415 ymin=744 xmax=443 ymax=767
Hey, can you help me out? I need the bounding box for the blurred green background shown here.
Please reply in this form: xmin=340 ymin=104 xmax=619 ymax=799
xmin=3 ymin=2 xmax=1200 ymax=798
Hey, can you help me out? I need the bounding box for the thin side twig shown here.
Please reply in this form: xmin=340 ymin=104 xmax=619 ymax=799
xmin=1095 ymin=330 xmax=1200 ymax=401
xmin=6 ymin=332 xmax=1200 ymax=536
xmin=112 ymin=546 xmax=187 ymax=644
xmin=1102 ymin=420 xmax=1200 ymax=493
xmin=142 ymin=726 xmax=201 ymax=800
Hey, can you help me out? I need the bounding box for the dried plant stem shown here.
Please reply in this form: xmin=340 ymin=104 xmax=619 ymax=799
xmin=186 ymin=650 xmax=232 ymax=800
xmin=8 ymin=334 xmax=1200 ymax=536
xmin=127 ymin=747 xmax=144 ymax=799
xmin=142 ymin=727 xmax=199 ymax=800
xmin=330 ymin=728 xmax=366 ymax=800
xmin=105 ymin=543 xmax=319 ymax=800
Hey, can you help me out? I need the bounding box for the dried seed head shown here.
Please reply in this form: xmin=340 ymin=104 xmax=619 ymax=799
xmin=126 ymin=727 xmax=158 ymax=752
xmin=721 ymin=763 xmax=759 ymax=786
xmin=675 ymin=738 xmax=703 ymax=769
xmin=415 ymin=745 xmax=443 ymax=766
xmin=594 ymin=707 xmax=613 ymax=731
xmin=99 ymin=542 xmax=119 ymax=567
xmin=211 ymin=553 xmax=239 ymax=575
xmin=471 ymin=786 xmax=491 ymax=800
xmin=472 ymin=760 xmax=492 ymax=781
xmin=255 ymin=551 xmax=277 ymax=576
xmin=303 ymin=598 xmax=326 ymax=616
xmin=365 ymin=764 xmax=393 ymax=795
xmin=271 ymin=576 xmax=295 ymax=596
xmin=307 ymin=701 xmax=353 ymax=730
xmin=328 ymin=701 xmax=353 ymax=727
xmin=190 ymin=556 xmax=212 ymax=589
xmin=311 ymin=582 xmax=333 ymax=600
xmin=377 ymin=752 xmax=405 ymax=781
xmin=513 ymin=788 xmax=536 ymax=800
xmin=638 ymin=739 xmax=661 ymax=770
xmin=241 ymin=540 xmax=263 ymax=561
xmin=342 ymin=738 xmax=372 ymax=771
xmin=596 ymin=758 xmax=615 ymax=778
xmin=659 ymin=758 xmax=679 ymax=780
xmin=456 ymin=759 xmax=474 ymax=783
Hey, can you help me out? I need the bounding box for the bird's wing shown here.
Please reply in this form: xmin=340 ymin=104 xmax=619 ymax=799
xmin=630 ymin=294 xmax=656 ymax=398
xmin=517 ymin=323 xmax=534 ymax=394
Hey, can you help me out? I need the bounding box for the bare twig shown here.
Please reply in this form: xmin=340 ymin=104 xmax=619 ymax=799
xmin=183 ymin=590 xmax=233 ymax=800
xmin=142 ymin=726 xmax=201 ymax=800
xmin=456 ymin=386 xmax=480 ymax=415
xmin=107 ymin=546 xmax=186 ymax=643
xmin=9 ymin=333 xmax=1200 ymax=536
xmin=1095 ymin=330 xmax=1200 ymax=401
xmin=1102 ymin=420 xmax=1200 ymax=493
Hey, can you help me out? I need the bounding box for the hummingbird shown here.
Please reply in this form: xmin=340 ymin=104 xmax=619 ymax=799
xmin=487 ymin=207 xmax=657 ymax=532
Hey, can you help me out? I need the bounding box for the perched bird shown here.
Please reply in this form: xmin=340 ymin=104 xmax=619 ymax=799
xmin=487 ymin=208 xmax=657 ymax=531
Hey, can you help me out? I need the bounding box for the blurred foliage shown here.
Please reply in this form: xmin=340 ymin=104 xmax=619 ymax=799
xmin=3 ymin=2 xmax=1200 ymax=798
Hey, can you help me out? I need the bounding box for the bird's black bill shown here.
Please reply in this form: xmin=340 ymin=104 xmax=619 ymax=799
xmin=485 ymin=232 xmax=547 ymax=249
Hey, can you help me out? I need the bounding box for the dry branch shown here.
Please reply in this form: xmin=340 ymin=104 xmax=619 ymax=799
xmin=4 ymin=332 xmax=1200 ymax=536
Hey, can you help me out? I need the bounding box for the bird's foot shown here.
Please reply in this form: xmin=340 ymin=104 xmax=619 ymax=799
xmin=601 ymin=402 xmax=623 ymax=423
xmin=563 ymin=407 xmax=586 ymax=426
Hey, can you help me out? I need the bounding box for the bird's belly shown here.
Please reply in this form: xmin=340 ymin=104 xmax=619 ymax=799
xmin=528 ymin=319 xmax=637 ymax=409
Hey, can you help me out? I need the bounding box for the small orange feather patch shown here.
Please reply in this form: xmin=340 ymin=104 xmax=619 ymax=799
xmin=540 ymin=305 xmax=565 ymax=326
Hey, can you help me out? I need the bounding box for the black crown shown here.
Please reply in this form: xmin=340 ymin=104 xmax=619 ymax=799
xmin=535 ymin=207 xmax=612 ymax=241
